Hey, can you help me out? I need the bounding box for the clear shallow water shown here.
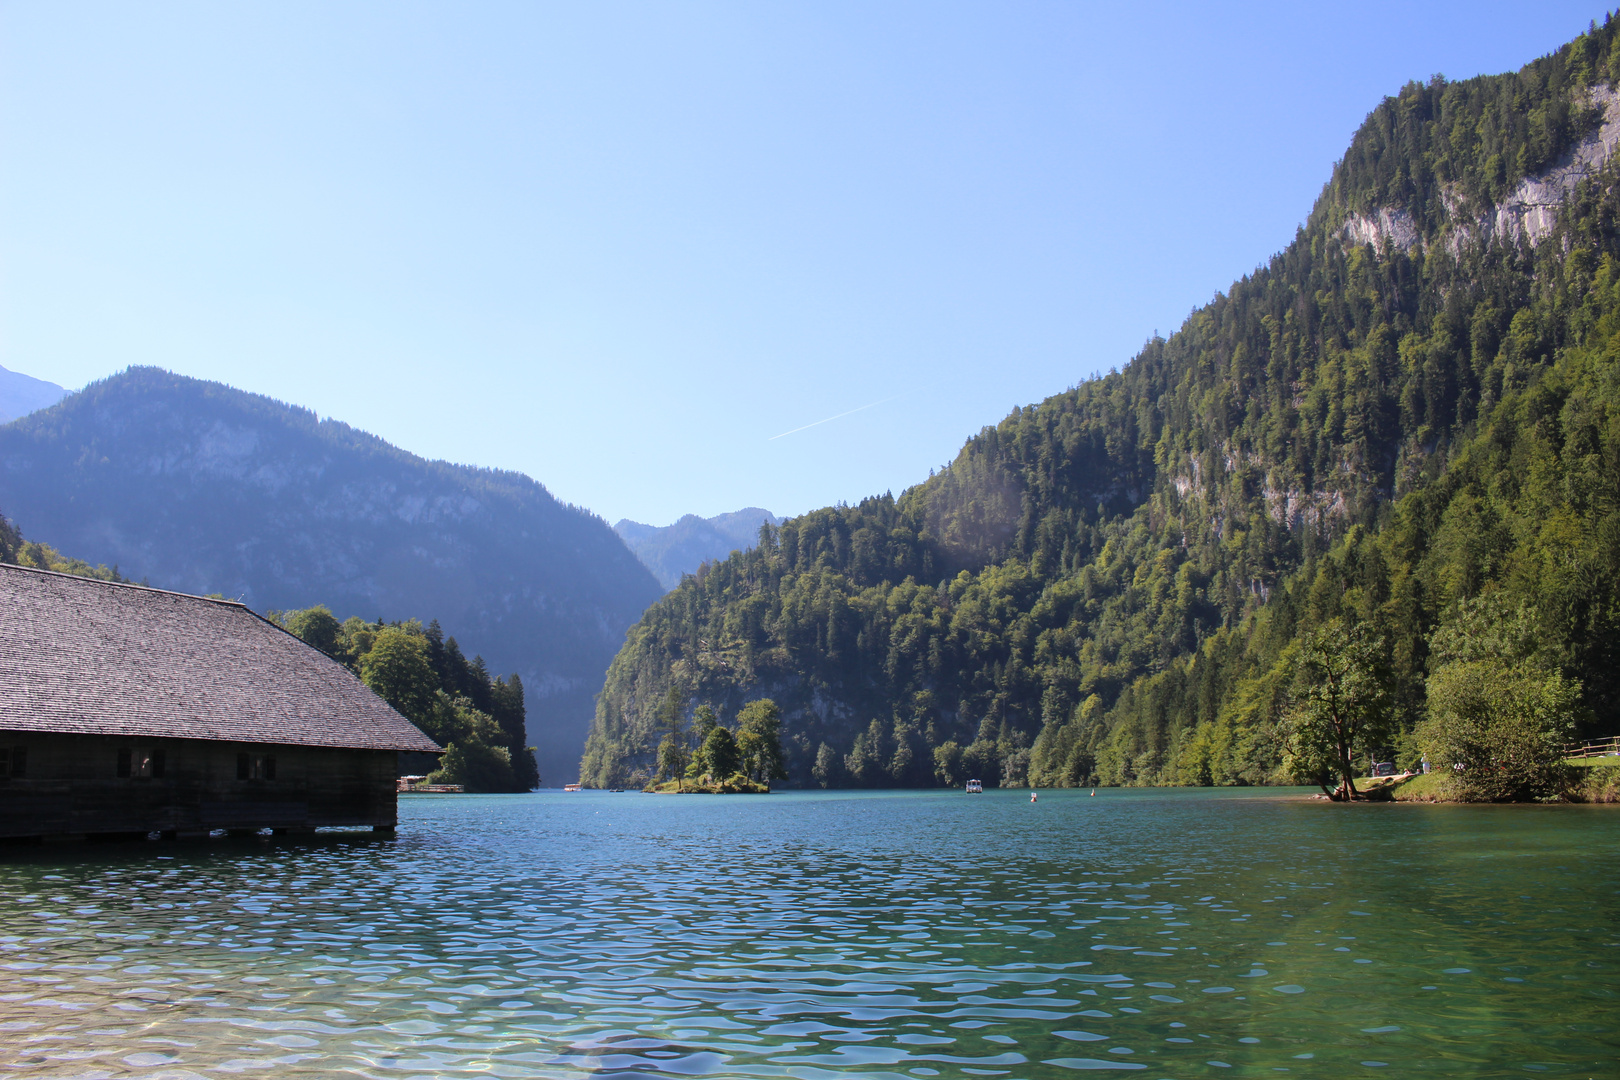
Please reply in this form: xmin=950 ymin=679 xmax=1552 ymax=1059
xmin=0 ymin=789 xmax=1616 ymax=1079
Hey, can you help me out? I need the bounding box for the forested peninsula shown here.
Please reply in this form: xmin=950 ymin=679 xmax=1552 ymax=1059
xmin=269 ymin=606 xmax=537 ymax=793
xmin=582 ymin=22 xmax=1620 ymax=799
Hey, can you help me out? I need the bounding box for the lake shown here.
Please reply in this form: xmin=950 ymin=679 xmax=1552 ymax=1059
xmin=0 ymin=788 xmax=1616 ymax=1078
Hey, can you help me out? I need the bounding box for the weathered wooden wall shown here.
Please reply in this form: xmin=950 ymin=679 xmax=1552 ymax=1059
xmin=0 ymin=732 xmax=398 ymax=840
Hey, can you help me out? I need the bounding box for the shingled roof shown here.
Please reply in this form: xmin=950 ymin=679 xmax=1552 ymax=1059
xmin=0 ymin=564 xmax=440 ymax=752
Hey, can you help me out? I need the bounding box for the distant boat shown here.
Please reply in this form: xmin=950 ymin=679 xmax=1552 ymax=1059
xmin=563 ymin=783 xmax=582 ymax=792
xmin=965 ymin=779 xmax=983 ymax=793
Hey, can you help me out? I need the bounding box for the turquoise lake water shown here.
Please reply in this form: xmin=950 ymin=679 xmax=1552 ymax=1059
xmin=0 ymin=788 xmax=1616 ymax=1078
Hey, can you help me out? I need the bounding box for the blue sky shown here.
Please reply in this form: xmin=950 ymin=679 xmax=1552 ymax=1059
xmin=0 ymin=2 xmax=1607 ymax=525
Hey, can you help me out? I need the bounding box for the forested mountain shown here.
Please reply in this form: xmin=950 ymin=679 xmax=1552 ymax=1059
xmin=0 ymin=369 xmax=663 ymax=784
xmin=616 ymin=508 xmax=781 ymax=589
xmin=583 ymin=22 xmax=1620 ymax=790
xmin=0 ymin=365 xmax=67 ymax=424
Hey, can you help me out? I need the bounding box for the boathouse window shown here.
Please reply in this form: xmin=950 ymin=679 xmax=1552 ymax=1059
xmin=236 ymin=753 xmax=276 ymax=781
xmin=117 ymin=748 xmax=166 ymax=779
xmin=5 ymin=747 xmax=25 ymax=777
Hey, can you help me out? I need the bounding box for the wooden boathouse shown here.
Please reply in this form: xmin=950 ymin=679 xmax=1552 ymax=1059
xmin=0 ymin=564 xmax=441 ymax=841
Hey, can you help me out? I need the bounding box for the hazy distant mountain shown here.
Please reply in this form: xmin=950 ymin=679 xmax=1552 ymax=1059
xmin=0 ymin=367 xmax=662 ymax=785
xmin=616 ymin=508 xmax=780 ymax=589
xmin=0 ymin=365 xmax=67 ymax=423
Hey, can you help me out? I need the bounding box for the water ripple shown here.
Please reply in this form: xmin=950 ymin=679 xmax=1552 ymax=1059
xmin=1 ymin=788 xmax=1617 ymax=1077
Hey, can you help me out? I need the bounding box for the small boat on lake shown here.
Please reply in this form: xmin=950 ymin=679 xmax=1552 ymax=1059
xmin=965 ymin=779 xmax=983 ymax=793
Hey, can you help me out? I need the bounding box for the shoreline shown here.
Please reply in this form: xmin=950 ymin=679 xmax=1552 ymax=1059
xmin=587 ymin=763 xmax=1620 ymax=802
xmin=642 ymin=778 xmax=771 ymax=795
xmin=1311 ymin=762 xmax=1620 ymax=804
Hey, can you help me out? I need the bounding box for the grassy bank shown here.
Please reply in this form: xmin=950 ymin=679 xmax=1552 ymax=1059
xmin=1390 ymin=760 xmax=1620 ymax=803
xmin=1567 ymin=759 xmax=1620 ymax=802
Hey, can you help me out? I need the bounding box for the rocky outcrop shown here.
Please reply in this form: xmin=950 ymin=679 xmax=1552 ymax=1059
xmin=1340 ymin=206 xmax=1422 ymax=253
xmin=1458 ymin=84 xmax=1620 ymax=249
xmin=1341 ymin=85 xmax=1620 ymax=254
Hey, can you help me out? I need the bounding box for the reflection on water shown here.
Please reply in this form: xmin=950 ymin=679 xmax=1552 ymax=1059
xmin=1 ymin=788 xmax=1616 ymax=1078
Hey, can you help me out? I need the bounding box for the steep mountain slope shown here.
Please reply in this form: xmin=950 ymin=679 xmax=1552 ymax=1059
xmin=582 ymin=22 xmax=1620 ymax=788
xmin=0 ymin=365 xmax=67 ymax=423
xmin=615 ymin=508 xmax=781 ymax=589
xmin=0 ymin=368 xmax=663 ymax=784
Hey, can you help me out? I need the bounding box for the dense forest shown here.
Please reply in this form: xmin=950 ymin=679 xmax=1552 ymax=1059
xmin=582 ymin=20 xmax=1620 ymax=791
xmin=270 ymin=606 xmax=537 ymax=793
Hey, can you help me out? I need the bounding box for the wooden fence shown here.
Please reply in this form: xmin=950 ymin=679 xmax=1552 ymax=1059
xmin=1565 ymin=736 xmax=1620 ymax=759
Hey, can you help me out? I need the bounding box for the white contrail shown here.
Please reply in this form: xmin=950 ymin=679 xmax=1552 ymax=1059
xmin=769 ymin=397 xmax=896 ymax=441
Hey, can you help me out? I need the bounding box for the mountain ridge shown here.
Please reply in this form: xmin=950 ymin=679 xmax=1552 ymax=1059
xmin=0 ymin=365 xmax=67 ymax=424
xmin=615 ymin=507 xmax=781 ymax=590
